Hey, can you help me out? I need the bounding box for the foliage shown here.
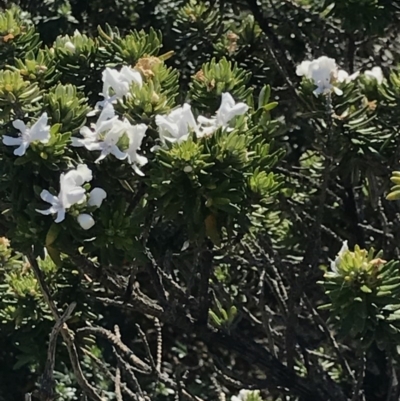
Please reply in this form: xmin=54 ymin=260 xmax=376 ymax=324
xmin=0 ymin=1 xmax=400 ymax=401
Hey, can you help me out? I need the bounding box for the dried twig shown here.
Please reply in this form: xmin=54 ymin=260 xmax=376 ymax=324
xmin=136 ymin=323 xmax=157 ymax=372
xmin=114 ymin=326 xmax=124 ymax=401
xmin=155 ymin=318 xmax=163 ymax=372
xmin=77 ymin=326 xmax=151 ymax=373
xmin=35 ymin=302 xmax=77 ymax=401
xmin=28 ymin=253 xmax=103 ymax=401
xmin=81 ymin=348 xmax=138 ymax=401
xmin=257 ymin=269 xmax=276 ymax=357
xmin=352 ymin=353 xmax=366 ymax=401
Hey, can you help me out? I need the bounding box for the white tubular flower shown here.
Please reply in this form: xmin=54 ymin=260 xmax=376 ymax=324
xmin=72 ymin=103 xmax=128 ymax=163
xmin=77 ymin=213 xmax=95 ymax=230
xmin=337 ymin=69 xmax=360 ymax=83
xmin=72 ymin=102 xmax=118 ymax=148
xmin=88 ymin=188 xmax=107 ymax=208
xmin=36 ymin=164 xmax=93 ymax=223
xmin=3 ymin=113 xmax=51 ymax=156
xmin=155 ymin=103 xmax=198 ymax=144
xmin=364 ymin=66 xmax=384 ymax=84
xmin=89 ymin=123 xmax=128 ymax=164
xmin=330 ymin=240 xmax=349 ymax=274
xmin=197 ymin=92 xmax=249 ymax=137
xmin=100 ymin=66 xmax=143 ymax=105
xmin=124 ymin=121 xmax=148 ymax=175
xmin=296 ymin=56 xmax=342 ymax=96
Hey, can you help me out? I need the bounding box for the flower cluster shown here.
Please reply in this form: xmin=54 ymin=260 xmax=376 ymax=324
xmin=72 ymin=102 xmax=148 ymax=174
xmin=2 ymin=63 xmax=250 ymax=232
xmin=296 ymin=56 xmax=384 ymax=96
xmin=155 ymin=92 xmax=249 ymax=144
xmin=36 ymin=164 xmax=106 ymax=230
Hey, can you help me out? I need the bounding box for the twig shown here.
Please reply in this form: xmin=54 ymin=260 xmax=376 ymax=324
xmin=197 ymin=245 xmax=213 ymax=324
xmin=28 ymin=253 xmax=103 ymax=401
xmin=77 ymin=326 xmax=151 ymax=373
xmin=144 ymin=248 xmax=169 ymax=306
xmin=303 ymin=296 xmax=355 ymax=383
xmin=113 ymin=352 xmax=145 ymax=400
xmin=114 ymin=326 xmax=124 ymax=401
xmin=136 ymin=324 xmax=157 ymax=372
xmin=154 ymin=319 xmax=163 ymax=372
xmin=257 ymin=269 xmax=276 ymax=357
xmin=36 ymin=302 xmax=77 ymax=401
xmin=81 ymin=348 xmax=138 ymax=401
xmin=352 ymin=352 xmax=366 ymax=401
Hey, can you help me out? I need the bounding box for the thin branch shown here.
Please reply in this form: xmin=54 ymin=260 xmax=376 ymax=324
xmin=352 ymin=353 xmax=366 ymax=401
xmin=136 ymin=323 xmax=157 ymax=372
xmin=114 ymin=326 xmax=124 ymax=401
xmin=113 ymin=352 xmax=145 ymax=400
xmin=257 ymin=269 xmax=276 ymax=357
xmin=303 ymin=296 xmax=355 ymax=382
xmin=154 ymin=319 xmax=163 ymax=372
xmin=36 ymin=302 xmax=77 ymax=401
xmin=28 ymin=253 xmax=103 ymax=401
xmin=81 ymin=348 xmax=138 ymax=401
xmin=77 ymin=326 xmax=151 ymax=373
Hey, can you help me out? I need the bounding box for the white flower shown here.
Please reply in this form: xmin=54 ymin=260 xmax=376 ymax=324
xmin=36 ymin=164 xmax=93 ymax=223
xmin=155 ymin=104 xmax=198 ymax=144
xmin=330 ymin=240 xmax=349 ymax=274
xmin=296 ymin=56 xmax=342 ymax=96
xmin=88 ymin=188 xmax=107 ymax=208
xmin=3 ymin=113 xmax=51 ymax=156
xmin=364 ymin=66 xmax=384 ymax=84
xmin=197 ymin=92 xmax=249 ymax=137
xmin=123 ymin=121 xmax=148 ymax=175
xmin=72 ymin=102 xmax=118 ymax=148
xmin=72 ymin=103 xmax=128 ymax=163
xmin=100 ymin=66 xmax=143 ymax=105
xmin=337 ymin=69 xmax=360 ymax=83
xmin=77 ymin=213 xmax=95 ymax=230
xmin=89 ymin=122 xmax=128 ymax=164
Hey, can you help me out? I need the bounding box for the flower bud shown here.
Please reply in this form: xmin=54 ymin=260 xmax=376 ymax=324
xmin=77 ymin=214 xmax=95 ymax=230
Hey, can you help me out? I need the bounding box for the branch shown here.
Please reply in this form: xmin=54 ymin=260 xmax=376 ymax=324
xmin=28 ymin=253 xmax=103 ymax=401
xmin=35 ymin=302 xmax=77 ymax=401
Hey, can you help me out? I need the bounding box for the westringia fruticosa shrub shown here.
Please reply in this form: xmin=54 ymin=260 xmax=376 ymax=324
xmin=1 ymin=2 xmax=400 ymax=401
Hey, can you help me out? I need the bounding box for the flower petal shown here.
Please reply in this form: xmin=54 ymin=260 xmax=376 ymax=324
xmin=54 ymin=208 xmax=66 ymax=223
xmin=2 ymin=136 xmax=23 ymax=146
xmin=40 ymin=189 xmax=59 ymax=205
xmin=12 ymin=119 xmax=27 ymax=133
xmin=111 ymin=145 xmax=128 ymax=160
xmin=14 ymin=141 xmax=30 ymax=156
xmin=36 ymin=207 xmax=54 ymax=216
xmin=88 ymin=188 xmax=107 ymax=208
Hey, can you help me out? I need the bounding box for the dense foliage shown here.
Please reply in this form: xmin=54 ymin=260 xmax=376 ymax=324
xmin=0 ymin=1 xmax=400 ymax=401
